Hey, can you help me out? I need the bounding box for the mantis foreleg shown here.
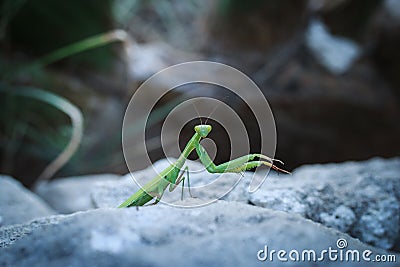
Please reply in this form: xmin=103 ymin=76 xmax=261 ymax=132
xmin=195 ymin=143 xmax=290 ymax=174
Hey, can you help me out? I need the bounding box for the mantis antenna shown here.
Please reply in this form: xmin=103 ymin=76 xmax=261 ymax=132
xmin=204 ymin=95 xmax=229 ymax=125
xmin=190 ymin=99 xmax=203 ymax=125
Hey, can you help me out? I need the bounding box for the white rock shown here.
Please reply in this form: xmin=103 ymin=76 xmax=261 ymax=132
xmin=1 ymin=201 xmax=397 ymax=267
xmin=0 ymin=175 xmax=56 ymax=226
xmin=251 ymin=157 xmax=400 ymax=250
xmin=35 ymin=174 xmax=121 ymax=213
xmin=306 ymin=19 xmax=361 ymax=74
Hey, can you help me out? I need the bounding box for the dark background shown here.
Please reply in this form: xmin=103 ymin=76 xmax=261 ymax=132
xmin=1 ymin=0 xmax=399 ymax=187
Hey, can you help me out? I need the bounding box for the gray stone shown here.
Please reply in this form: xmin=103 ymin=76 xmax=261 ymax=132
xmin=87 ymin=157 xmax=400 ymax=250
xmin=90 ymin=173 xmax=141 ymax=209
xmin=0 ymin=175 xmax=56 ymax=227
xmin=249 ymin=157 xmax=400 ymax=250
xmin=306 ymin=19 xmax=361 ymax=74
xmin=1 ymin=201 xmax=397 ymax=267
xmin=352 ymin=197 xmax=399 ymax=250
xmin=91 ymin=158 xmax=249 ymax=208
xmin=32 ymin=157 xmax=400 ymax=251
xmin=35 ymin=174 xmax=122 ymax=213
xmin=320 ymin=205 xmax=356 ymax=233
xmin=249 ymin=188 xmax=307 ymax=216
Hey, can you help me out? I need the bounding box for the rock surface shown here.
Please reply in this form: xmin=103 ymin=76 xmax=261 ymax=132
xmin=250 ymin=157 xmax=400 ymax=250
xmin=1 ymin=201 xmax=397 ymax=267
xmin=35 ymin=174 xmax=122 ymax=213
xmin=1 ymin=157 xmax=399 ymax=266
xmin=89 ymin=157 xmax=400 ymax=250
xmin=90 ymin=158 xmax=251 ymax=209
xmin=0 ymin=175 xmax=56 ymax=227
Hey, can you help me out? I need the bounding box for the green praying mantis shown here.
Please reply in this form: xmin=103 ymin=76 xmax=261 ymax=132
xmin=118 ymin=124 xmax=290 ymax=207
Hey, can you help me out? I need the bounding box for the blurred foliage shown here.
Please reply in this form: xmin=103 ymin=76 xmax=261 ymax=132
xmin=0 ymin=84 xmax=83 ymax=184
xmin=0 ymin=0 xmax=128 ymax=185
xmin=2 ymin=0 xmax=115 ymax=69
xmin=0 ymin=0 xmax=190 ymax=185
xmin=0 ymin=85 xmax=77 ymax=185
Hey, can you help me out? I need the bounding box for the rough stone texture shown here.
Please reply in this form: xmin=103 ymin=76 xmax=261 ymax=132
xmin=249 ymin=157 xmax=400 ymax=250
xmin=35 ymin=174 xmax=121 ymax=213
xmin=90 ymin=158 xmax=250 ymax=209
xmin=1 ymin=201 xmax=397 ymax=267
xmin=0 ymin=175 xmax=56 ymax=227
xmin=88 ymin=157 xmax=400 ymax=250
xmin=320 ymin=205 xmax=356 ymax=233
xmin=1 ymin=157 xmax=399 ymax=265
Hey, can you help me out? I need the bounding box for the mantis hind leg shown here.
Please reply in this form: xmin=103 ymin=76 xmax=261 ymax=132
xmin=169 ymin=166 xmax=193 ymax=199
xmin=145 ymin=179 xmax=169 ymax=205
xmin=145 ymin=192 xmax=163 ymax=206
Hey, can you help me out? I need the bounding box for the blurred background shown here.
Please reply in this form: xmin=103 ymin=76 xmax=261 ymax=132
xmin=1 ymin=0 xmax=399 ymax=187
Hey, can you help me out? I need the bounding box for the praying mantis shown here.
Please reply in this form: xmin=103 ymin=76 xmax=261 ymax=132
xmin=118 ymin=124 xmax=289 ymax=207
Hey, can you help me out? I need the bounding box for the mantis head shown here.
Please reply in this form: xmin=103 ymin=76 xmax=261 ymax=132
xmin=194 ymin=125 xmax=212 ymax=138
